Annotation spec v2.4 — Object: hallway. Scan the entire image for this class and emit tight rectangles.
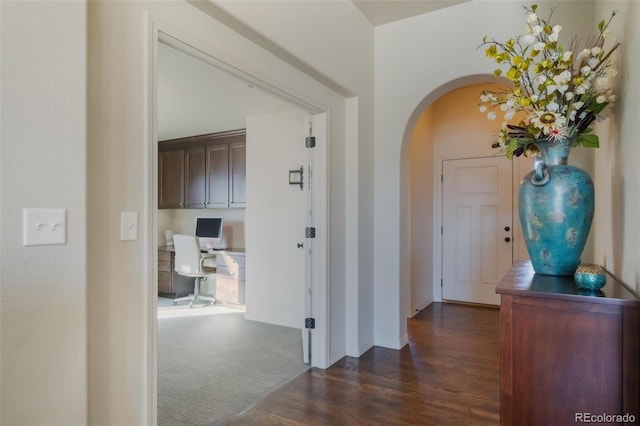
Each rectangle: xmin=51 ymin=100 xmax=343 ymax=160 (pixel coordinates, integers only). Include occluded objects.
xmin=229 ymin=302 xmax=500 ymax=425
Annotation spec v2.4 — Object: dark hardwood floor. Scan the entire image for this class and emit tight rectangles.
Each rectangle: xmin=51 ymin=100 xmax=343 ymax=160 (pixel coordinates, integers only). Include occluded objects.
xmin=229 ymin=302 xmax=500 ymax=425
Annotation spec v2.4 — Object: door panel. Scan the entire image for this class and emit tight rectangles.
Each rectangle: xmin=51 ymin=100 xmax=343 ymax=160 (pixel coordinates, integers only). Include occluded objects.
xmin=205 ymin=144 xmax=229 ymax=208
xmin=442 ymin=156 xmax=513 ymax=305
xmin=185 ymin=147 xmax=206 ymax=208
xmin=245 ymin=110 xmax=308 ymax=330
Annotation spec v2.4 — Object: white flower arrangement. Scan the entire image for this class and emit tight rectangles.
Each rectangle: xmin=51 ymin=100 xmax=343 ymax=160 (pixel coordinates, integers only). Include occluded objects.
xmin=479 ymin=4 xmax=619 ymax=158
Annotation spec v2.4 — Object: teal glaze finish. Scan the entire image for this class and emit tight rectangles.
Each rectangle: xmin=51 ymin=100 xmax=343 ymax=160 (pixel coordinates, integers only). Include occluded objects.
xmin=519 ymin=139 xmax=594 ymax=276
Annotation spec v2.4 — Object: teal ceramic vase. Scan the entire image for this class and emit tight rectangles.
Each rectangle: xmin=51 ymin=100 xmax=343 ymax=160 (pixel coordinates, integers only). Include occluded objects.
xmin=519 ymin=138 xmax=594 ymax=276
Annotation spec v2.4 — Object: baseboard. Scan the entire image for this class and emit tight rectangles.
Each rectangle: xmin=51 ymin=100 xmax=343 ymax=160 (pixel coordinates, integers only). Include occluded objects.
xmin=345 ymin=339 xmax=374 ymax=358
xmin=374 ymin=335 xmax=409 ymax=351
xmin=409 ymin=300 xmax=433 ymax=317
xmin=243 ymin=312 xmax=298 ymax=330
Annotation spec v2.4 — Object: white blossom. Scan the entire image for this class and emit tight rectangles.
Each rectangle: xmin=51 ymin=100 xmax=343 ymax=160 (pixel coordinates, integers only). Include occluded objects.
xmin=577 ymin=48 xmax=591 ymax=60
xmin=596 ymin=95 xmax=607 ymax=104
xmin=522 ymin=34 xmax=536 ymax=46
xmin=596 ymin=77 xmax=610 ymax=89
xmin=548 ymin=26 xmax=561 ymax=42
xmin=547 ymin=102 xmax=560 ymax=112
xmin=479 ymin=105 xmax=487 ymax=112
xmin=527 ymin=13 xmax=538 ymax=23
xmin=533 ymin=42 xmax=546 ymax=51
xmin=581 ymin=66 xmax=591 ymax=76
xmin=591 ymin=46 xmax=602 ymax=55
xmin=565 ymin=92 xmax=574 ymax=101
xmin=487 ymin=112 xmax=497 ymax=121
xmin=588 ymin=57 xmax=599 ymax=68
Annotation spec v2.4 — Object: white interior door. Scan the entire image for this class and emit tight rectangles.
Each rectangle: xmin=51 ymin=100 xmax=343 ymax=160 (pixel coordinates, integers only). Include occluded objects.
xmin=442 ymin=156 xmax=513 ymax=305
xmin=245 ymin=109 xmax=311 ymax=348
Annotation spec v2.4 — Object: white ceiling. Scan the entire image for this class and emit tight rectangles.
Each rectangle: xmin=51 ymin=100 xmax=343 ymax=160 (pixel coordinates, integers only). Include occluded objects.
xmin=158 ymin=42 xmax=294 ymax=141
xmin=352 ymin=0 xmax=470 ymax=26
xmin=158 ymin=1 xmax=471 ymax=140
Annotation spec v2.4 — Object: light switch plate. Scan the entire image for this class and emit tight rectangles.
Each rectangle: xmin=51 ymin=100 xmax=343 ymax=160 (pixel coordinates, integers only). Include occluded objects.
xmin=23 ymin=208 xmax=66 ymax=246
xmin=120 ymin=212 xmax=138 ymax=241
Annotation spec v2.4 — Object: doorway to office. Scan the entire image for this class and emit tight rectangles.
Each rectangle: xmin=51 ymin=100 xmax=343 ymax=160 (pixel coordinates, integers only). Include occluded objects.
xmin=150 ymin=27 xmax=329 ymax=425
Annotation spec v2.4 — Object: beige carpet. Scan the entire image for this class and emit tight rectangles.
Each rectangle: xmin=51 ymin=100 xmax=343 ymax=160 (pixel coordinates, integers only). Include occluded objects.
xmin=157 ymin=298 xmax=308 ymax=425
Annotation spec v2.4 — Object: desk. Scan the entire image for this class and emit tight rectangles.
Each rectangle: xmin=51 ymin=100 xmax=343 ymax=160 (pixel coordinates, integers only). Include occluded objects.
xmin=496 ymin=261 xmax=639 ymax=425
xmin=158 ymin=246 xmax=246 ymax=304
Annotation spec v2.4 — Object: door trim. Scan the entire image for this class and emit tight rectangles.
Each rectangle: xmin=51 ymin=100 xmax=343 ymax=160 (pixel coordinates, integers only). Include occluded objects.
xmin=145 ymin=15 xmax=331 ymax=424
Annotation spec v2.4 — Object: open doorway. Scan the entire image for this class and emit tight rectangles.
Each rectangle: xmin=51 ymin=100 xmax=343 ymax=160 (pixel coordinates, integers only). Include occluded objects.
xmin=404 ymin=82 xmax=532 ymax=314
xmin=152 ymin=32 xmax=327 ymax=424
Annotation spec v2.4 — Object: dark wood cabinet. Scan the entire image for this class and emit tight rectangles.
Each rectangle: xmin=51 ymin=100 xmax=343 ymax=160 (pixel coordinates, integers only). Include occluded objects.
xmin=158 ymin=248 xmax=199 ymax=297
xmin=206 ymin=144 xmax=229 ymax=208
xmin=229 ymin=141 xmax=246 ymax=208
xmin=158 ymin=249 xmax=173 ymax=294
xmin=496 ymin=261 xmax=639 ymax=426
xmin=158 ymin=130 xmax=245 ymax=209
xmin=158 ymin=150 xmax=185 ymax=209
xmin=185 ymin=147 xmax=206 ymax=208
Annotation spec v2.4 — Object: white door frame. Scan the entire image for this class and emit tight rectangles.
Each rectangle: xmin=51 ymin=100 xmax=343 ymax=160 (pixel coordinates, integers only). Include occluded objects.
xmin=145 ymin=16 xmax=331 ymax=424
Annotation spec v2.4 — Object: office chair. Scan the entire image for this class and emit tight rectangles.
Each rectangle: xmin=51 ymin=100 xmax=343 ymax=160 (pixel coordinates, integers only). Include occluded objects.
xmin=172 ymin=234 xmax=216 ymax=307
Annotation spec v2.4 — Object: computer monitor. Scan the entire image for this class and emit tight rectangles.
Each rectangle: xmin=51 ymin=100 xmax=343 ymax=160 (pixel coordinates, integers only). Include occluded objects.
xmin=194 ymin=217 xmax=223 ymax=251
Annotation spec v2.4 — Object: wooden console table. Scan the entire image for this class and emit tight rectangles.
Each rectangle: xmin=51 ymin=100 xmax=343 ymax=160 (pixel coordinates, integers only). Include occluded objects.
xmin=496 ymin=261 xmax=639 ymax=425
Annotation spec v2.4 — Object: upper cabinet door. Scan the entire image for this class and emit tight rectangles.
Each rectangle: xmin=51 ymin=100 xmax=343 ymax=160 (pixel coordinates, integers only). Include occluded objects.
xmin=158 ymin=150 xmax=185 ymax=209
xmin=229 ymin=141 xmax=246 ymax=208
xmin=206 ymin=144 xmax=229 ymax=208
xmin=185 ymin=147 xmax=206 ymax=208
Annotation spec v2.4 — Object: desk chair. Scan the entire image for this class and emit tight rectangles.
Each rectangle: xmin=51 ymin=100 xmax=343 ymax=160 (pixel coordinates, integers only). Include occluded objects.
xmin=172 ymin=234 xmax=216 ymax=307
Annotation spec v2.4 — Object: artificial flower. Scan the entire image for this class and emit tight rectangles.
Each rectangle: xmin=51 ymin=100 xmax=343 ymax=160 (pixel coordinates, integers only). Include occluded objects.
xmin=479 ymin=4 xmax=619 ymax=158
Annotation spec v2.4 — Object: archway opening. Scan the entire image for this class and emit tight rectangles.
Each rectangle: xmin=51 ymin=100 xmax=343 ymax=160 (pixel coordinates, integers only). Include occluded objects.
xmin=399 ymin=75 xmax=530 ymax=316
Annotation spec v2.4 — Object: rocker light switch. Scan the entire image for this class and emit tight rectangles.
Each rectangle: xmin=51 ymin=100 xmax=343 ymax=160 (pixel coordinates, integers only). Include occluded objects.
xmin=120 ymin=212 xmax=138 ymax=241
xmin=23 ymin=208 xmax=66 ymax=246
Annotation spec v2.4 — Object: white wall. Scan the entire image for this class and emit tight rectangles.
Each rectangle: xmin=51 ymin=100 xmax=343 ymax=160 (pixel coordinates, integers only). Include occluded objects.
xmin=0 ymin=1 xmax=87 ymax=424
xmin=374 ymin=1 xmax=595 ymax=349
xmin=408 ymin=108 xmax=435 ymax=314
xmin=593 ymin=0 xmax=640 ymax=295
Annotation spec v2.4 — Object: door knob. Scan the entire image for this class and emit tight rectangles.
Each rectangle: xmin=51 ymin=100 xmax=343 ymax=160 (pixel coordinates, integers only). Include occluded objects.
xmin=297 ymin=242 xmax=304 ymax=248
xmin=504 ymin=226 xmax=510 ymax=232
xmin=505 ymin=237 xmax=511 ymax=242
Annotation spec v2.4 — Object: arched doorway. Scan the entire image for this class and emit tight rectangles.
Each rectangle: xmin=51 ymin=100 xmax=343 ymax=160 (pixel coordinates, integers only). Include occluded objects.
xmin=400 ymin=77 xmax=532 ymax=315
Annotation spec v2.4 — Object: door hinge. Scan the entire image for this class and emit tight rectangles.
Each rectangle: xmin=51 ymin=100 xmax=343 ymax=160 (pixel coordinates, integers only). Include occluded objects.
xmin=441 ymin=226 xmax=443 ymax=235
xmin=441 ymin=278 xmax=443 ymax=287
xmin=305 ymin=136 xmax=316 ymax=148
xmin=305 ymin=227 xmax=316 ymax=238
xmin=441 ymin=174 xmax=443 ymax=183
xmin=305 ymin=317 xmax=316 ymax=329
